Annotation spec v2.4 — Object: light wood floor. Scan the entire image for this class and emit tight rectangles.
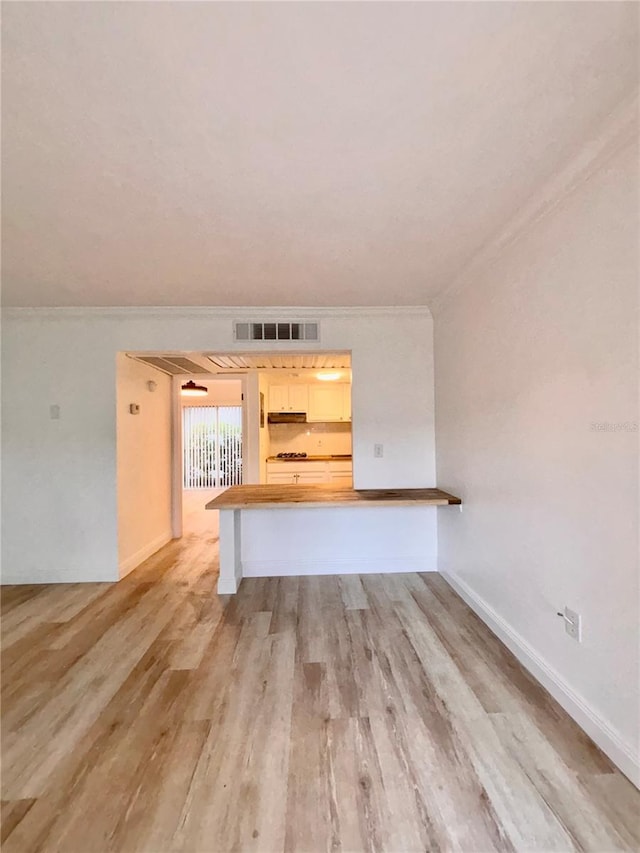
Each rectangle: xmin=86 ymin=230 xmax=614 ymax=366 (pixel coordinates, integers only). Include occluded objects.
xmin=2 ymin=498 xmax=639 ymax=852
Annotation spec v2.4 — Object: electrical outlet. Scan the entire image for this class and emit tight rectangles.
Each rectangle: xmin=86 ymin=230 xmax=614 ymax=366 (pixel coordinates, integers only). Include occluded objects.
xmin=49 ymin=404 xmax=60 ymax=420
xmin=374 ymin=443 xmax=384 ymax=458
xmin=563 ymin=607 xmax=582 ymax=642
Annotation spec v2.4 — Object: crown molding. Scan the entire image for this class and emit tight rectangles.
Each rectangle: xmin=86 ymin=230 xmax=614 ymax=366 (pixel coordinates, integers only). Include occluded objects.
xmin=0 ymin=305 xmax=432 ymax=321
xmin=430 ymin=93 xmax=638 ymax=316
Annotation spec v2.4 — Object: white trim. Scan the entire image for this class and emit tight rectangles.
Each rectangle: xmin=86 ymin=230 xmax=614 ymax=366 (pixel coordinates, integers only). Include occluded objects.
xmin=431 ymin=96 xmax=638 ymax=316
xmin=118 ymin=529 xmax=173 ymax=578
xmin=441 ymin=570 xmax=640 ymax=788
xmin=170 ymin=377 xmax=183 ymax=539
xmin=217 ymin=576 xmax=241 ymax=595
xmin=1 ymin=305 xmax=433 ymax=320
xmin=0 ymin=571 xmax=117 ymax=585
xmin=242 ymin=556 xmax=436 ymax=578
xmin=218 ymin=509 xmax=243 ymax=594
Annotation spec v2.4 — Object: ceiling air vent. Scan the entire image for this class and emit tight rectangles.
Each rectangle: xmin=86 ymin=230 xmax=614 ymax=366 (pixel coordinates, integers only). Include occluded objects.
xmin=233 ymin=320 xmax=319 ymax=343
xmin=133 ymin=355 xmax=212 ymax=375
xmin=163 ymin=356 xmax=211 ymax=374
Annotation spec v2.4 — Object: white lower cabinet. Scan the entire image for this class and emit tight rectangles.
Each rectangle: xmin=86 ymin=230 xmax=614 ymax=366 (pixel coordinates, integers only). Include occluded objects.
xmin=267 ymin=472 xmax=298 ymax=485
xmin=266 ymin=460 xmax=352 ymax=484
xmin=328 ymin=473 xmax=353 ymax=484
xmin=327 ymin=461 xmax=353 ymax=484
xmin=294 ymin=471 xmax=327 ymax=484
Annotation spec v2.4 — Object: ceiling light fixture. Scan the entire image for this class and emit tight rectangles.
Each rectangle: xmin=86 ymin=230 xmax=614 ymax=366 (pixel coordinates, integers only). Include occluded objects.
xmin=181 ymin=380 xmax=208 ymax=397
xmin=317 ymin=372 xmax=341 ymax=381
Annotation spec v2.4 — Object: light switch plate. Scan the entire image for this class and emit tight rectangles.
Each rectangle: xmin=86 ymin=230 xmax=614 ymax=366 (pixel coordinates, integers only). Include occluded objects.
xmin=564 ymin=607 xmax=582 ymax=642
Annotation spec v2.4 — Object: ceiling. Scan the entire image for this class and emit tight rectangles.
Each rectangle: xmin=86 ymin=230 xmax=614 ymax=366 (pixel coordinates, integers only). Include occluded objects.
xmin=207 ymin=353 xmax=351 ymax=371
xmin=130 ymin=351 xmax=351 ymax=376
xmin=2 ymin=2 xmax=637 ymax=308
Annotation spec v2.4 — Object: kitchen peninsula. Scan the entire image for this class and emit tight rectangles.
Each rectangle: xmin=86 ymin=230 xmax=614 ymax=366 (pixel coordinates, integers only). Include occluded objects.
xmin=207 ymin=484 xmax=461 ymax=593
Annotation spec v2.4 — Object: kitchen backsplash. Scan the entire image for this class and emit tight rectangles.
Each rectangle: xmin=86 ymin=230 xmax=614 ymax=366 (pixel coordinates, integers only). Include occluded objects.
xmin=268 ymin=422 xmax=352 ymax=456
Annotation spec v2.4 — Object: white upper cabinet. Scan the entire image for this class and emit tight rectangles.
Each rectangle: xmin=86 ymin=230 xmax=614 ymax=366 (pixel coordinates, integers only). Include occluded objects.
xmin=289 ymin=384 xmax=309 ymax=412
xmin=269 ymin=384 xmax=309 ymax=412
xmin=307 ymin=384 xmax=350 ymax=422
xmin=269 ymin=381 xmax=350 ymax=421
xmin=268 ymin=385 xmax=288 ymax=412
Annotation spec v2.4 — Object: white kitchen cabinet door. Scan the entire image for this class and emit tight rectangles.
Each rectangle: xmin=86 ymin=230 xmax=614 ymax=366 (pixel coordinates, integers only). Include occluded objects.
xmin=266 ymin=471 xmax=297 ymax=484
xmin=328 ymin=461 xmax=352 ymax=485
xmin=328 ymin=473 xmax=353 ymax=485
xmin=268 ymin=384 xmax=309 ymax=412
xmin=269 ymin=385 xmax=289 ymax=413
xmin=288 ymin=384 xmax=309 ymax=412
xmin=307 ymin=384 xmax=344 ymax=422
xmin=295 ymin=471 xmax=328 ymax=484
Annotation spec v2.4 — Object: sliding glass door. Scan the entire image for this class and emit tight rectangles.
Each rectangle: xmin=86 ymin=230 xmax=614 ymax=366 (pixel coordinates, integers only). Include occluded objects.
xmin=182 ymin=406 xmax=243 ymax=488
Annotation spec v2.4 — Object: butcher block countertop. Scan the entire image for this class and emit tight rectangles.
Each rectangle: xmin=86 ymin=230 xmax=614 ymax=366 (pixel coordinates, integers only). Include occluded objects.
xmin=206 ymin=484 xmax=462 ymax=510
xmin=266 ymin=455 xmax=352 ymax=462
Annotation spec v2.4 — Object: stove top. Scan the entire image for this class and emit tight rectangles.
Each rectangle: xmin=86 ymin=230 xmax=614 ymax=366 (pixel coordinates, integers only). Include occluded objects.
xmin=276 ymin=452 xmax=308 ymax=459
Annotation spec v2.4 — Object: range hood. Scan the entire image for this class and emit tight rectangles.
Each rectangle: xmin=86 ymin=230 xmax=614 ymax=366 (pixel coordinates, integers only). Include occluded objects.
xmin=268 ymin=411 xmax=307 ymax=424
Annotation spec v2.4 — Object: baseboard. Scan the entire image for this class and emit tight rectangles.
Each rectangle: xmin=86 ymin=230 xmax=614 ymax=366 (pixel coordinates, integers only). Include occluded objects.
xmin=242 ymin=556 xmax=436 ymax=578
xmin=119 ymin=530 xmax=173 ymax=578
xmin=0 ymin=570 xmax=117 ymax=585
xmin=441 ymin=571 xmax=640 ymax=788
xmin=217 ymin=576 xmax=240 ymax=594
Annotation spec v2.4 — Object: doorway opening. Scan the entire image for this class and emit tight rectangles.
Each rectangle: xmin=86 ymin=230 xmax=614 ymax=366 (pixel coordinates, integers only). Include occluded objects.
xmin=178 ymin=377 xmax=244 ymax=540
xmin=116 ymin=349 xmax=352 ymax=578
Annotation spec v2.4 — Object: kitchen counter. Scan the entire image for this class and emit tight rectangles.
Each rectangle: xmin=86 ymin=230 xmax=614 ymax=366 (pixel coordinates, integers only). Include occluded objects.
xmin=207 ymin=484 xmax=460 ymax=510
xmin=266 ymin=455 xmax=352 ymax=462
xmin=208 ymin=484 xmax=461 ymax=594
xmin=207 ymin=484 xmax=462 ymax=594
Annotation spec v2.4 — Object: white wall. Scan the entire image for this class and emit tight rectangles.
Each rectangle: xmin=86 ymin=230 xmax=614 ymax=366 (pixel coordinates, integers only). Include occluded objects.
xmin=268 ymin=422 xmax=352 ymax=457
xmin=434 ymin=141 xmax=639 ymax=782
xmin=241 ymin=505 xmax=436 ymax=577
xmin=244 ymin=372 xmax=260 ymax=485
xmin=180 ymin=378 xmax=242 ymax=408
xmin=116 ymin=354 xmax=173 ymax=576
xmin=258 ymin=373 xmax=270 ymax=483
xmin=1 ymin=308 xmax=436 ymax=583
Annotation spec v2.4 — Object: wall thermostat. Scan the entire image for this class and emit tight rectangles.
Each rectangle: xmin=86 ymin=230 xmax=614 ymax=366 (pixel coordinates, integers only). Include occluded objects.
xmin=129 ymin=404 xmax=140 ymax=415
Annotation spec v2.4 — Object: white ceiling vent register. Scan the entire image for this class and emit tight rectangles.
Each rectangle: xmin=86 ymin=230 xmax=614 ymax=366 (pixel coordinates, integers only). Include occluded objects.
xmin=233 ymin=320 xmax=319 ymax=343
xmin=131 ymin=355 xmax=212 ymax=376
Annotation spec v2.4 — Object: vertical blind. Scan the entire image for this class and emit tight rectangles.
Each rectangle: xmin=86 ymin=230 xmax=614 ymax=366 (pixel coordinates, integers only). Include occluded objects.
xmin=182 ymin=406 xmax=243 ymax=489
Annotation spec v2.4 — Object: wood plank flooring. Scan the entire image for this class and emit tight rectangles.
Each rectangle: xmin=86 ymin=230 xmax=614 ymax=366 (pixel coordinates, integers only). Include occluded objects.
xmin=2 ymin=501 xmax=639 ymax=851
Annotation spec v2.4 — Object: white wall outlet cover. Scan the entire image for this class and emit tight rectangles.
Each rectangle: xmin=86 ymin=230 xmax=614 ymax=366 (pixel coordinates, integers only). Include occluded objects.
xmin=49 ymin=404 xmax=60 ymax=420
xmin=129 ymin=403 xmax=140 ymax=415
xmin=147 ymin=380 xmax=157 ymax=392
xmin=374 ymin=443 xmax=384 ymax=458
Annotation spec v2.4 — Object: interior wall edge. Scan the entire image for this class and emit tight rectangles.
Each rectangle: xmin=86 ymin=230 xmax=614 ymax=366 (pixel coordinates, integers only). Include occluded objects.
xmin=442 ymin=569 xmax=640 ymax=788
xmin=430 ymin=93 xmax=638 ymax=317
xmin=118 ymin=529 xmax=173 ymax=579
